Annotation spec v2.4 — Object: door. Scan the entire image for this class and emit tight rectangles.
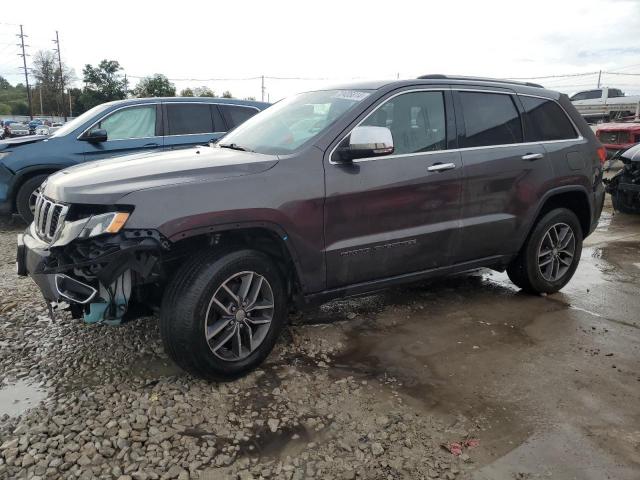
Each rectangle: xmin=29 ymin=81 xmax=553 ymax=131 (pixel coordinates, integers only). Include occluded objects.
xmin=83 ymin=104 xmax=162 ymax=161
xmin=324 ymin=89 xmax=463 ymax=288
xmin=163 ymin=103 xmax=226 ymax=150
xmin=452 ymin=90 xmax=552 ymax=262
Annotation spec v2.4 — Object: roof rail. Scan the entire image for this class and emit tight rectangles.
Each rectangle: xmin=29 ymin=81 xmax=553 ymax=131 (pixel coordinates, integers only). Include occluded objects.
xmin=417 ymin=74 xmax=544 ymax=89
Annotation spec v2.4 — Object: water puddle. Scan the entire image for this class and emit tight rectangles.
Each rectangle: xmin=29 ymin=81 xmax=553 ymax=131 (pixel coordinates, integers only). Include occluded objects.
xmin=0 ymin=379 xmax=47 ymax=417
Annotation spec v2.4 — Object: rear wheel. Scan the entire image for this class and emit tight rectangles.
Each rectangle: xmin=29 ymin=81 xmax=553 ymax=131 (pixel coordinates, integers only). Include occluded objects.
xmin=160 ymin=249 xmax=287 ymax=380
xmin=16 ymin=174 xmax=49 ymax=224
xmin=507 ymin=208 xmax=583 ymax=294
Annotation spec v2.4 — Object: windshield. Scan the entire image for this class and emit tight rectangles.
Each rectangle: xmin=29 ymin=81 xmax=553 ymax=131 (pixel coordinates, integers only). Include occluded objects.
xmin=51 ymin=103 xmax=111 ymax=138
xmin=218 ymin=89 xmax=372 ymax=155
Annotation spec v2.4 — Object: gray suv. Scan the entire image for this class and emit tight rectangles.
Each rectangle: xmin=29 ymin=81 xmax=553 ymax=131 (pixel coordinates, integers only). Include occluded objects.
xmin=17 ymin=75 xmax=606 ymax=379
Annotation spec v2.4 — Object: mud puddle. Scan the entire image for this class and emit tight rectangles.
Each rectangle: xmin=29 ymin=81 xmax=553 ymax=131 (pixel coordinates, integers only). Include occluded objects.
xmin=0 ymin=379 xmax=47 ymax=417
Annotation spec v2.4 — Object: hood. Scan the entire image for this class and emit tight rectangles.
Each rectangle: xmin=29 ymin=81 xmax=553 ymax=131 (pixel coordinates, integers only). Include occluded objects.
xmin=42 ymin=146 xmax=279 ymax=205
xmin=0 ymin=135 xmax=48 ymax=150
xmin=620 ymin=143 xmax=640 ymax=162
xmin=597 ymin=123 xmax=640 ymax=132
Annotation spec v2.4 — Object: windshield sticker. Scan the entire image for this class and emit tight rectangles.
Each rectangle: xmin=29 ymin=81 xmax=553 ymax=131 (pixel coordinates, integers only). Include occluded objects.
xmin=332 ymin=91 xmax=370 ymax=101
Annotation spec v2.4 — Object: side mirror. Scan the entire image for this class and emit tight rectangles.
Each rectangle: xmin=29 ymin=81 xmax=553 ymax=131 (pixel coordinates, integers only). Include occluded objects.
xmin=335 ymin=126 xmax=394 ymax=162
xmin=82 ymin=129 xmax=108 ymax=143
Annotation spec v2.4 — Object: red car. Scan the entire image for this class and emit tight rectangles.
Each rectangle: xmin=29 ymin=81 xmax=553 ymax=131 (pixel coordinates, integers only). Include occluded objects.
xmin=596 ymin=123 xmax=640 ymax=158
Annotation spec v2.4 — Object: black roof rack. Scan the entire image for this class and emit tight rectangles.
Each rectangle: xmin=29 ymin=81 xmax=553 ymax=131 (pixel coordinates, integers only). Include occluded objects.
xmin=417 ymin=74 xmax=544 ymax=89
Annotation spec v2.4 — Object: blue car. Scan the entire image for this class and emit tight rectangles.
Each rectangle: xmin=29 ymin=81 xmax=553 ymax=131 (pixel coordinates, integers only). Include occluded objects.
xmin=0 ymin=97 xmax=269 ymax=222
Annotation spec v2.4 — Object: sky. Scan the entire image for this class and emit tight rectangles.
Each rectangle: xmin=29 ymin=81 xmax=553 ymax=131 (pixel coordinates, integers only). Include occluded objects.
xmin=1 ymin=0 xmax=640 ymax=102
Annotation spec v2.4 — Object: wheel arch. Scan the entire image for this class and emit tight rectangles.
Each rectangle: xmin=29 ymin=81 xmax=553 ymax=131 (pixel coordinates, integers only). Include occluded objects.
xmin=9 ymin=165 xmax=66 ymax=211
xmin=167 ymin=223 xmax=305 ymax=301
xmin=529 ymin=187 xmax=592 ymax=240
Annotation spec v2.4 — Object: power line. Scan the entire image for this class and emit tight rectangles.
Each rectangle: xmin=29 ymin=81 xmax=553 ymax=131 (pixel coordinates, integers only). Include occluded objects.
xmin=603 ymin=71 xmax=640 ymax=76
xmin=506 ymin=71 xmax=600 ymax=80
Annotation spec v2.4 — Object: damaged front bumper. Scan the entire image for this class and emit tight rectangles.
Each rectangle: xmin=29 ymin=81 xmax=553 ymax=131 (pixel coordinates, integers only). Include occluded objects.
xmin=17 ymin=223 xmax=167 ymax=322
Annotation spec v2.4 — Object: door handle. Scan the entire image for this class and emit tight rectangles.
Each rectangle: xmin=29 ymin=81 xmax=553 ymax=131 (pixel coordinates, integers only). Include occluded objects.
xmin=427 ymin=162 xmax=456 ymax=172
xmin=143 ymin=143 xmax=160 ymax=148
xmin=522 ymin=153 xmax=544 ymax=161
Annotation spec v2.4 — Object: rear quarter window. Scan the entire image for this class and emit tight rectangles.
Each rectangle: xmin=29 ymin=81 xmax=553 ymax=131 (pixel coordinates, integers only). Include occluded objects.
xmin=520 ymin=96 xmax=578 ymax=142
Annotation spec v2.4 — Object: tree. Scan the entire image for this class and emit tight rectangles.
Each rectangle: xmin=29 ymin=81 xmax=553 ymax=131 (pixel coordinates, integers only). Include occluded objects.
xmin=222 ymin=90 xmax=233 ymax=98
xmin=133 ymin=74 xmax=176 ymax=98
xmin=10 ymin=101 xmax=29 ymax=115
xmin=0 ymin=77 xmax=29 ymax=116
xmin=193 ymin=86 xmax=215 ymax=97
xmin=76 ymin=60 xmax=128 ymax=113
xmin=31 ymin=50 xmax=75 ymax=116
xmin=180 ymin=87 xmax=194 ymax=97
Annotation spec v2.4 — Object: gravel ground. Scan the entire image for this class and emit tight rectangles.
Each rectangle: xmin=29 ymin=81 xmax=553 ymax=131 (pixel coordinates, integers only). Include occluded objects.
xmin=0 ymin=217 xmax=471 ymax=480
xmin=1 ymin=202 xmax=639 ymax=480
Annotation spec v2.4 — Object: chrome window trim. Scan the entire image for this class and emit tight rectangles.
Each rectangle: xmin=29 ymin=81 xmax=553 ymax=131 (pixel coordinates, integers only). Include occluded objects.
xmin=164 ymin=131 xmax=227 ymax=138
xmin=163 ymin=100 xmax=260 ymax=111
xmin=329 ymin=87 xmax=584 ymax=165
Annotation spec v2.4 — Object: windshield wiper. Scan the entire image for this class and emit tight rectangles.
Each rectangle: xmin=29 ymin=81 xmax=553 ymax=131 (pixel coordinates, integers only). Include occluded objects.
xmin=218 ymin=142 xmax=253 ymax=152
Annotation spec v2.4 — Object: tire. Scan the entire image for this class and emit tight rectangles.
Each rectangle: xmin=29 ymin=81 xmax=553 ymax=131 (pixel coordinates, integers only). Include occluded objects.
xmin=611 ymin=190 xmax=639 ymax=214
xmin=507 ymin=208 xmax=583 ymax=294
xmin=160 ymin=249 xmax=287 ymax=380
xmin=16 ymin=174 xmax=49 ymax=224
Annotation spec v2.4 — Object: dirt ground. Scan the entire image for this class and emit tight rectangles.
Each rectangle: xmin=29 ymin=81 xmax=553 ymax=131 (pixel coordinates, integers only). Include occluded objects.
xmin=0 ymin=200 xmax=639 ymax=480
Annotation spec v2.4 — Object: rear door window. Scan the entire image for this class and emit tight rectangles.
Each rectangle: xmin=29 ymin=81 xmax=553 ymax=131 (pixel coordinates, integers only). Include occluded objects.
xmin=458 ymin=92 xmax=523 ymax=148
xmin=520 ymin=96 xmax=578 ymax=141
xmin=220 ymin=105 xmax=259 ymax=128
xmin=166 ymin=103 xmax=214 ymax=135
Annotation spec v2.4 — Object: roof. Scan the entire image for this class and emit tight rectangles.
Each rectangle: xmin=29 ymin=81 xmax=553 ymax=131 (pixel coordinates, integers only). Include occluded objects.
xmin=100 ymin=97 xmax=271 ymax=109
xmin=322 ymin=75 xmax=559 ymax=98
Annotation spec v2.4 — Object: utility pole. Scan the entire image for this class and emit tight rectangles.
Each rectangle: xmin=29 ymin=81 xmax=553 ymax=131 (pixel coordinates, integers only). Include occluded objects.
xmin=69 ymin=92 xmax=73 ymax=118
xmin=261 ymin=75 xmax=265 ymax=102
xmin=17 ymin=25 xmax=33 ymax=120
xmin=39 ymin=86 xmax=43 ymax=115
xmin=597 ymin=70 xmax=602 ymax=88
xmin=53 ymin=30 xmax=67 ymax=121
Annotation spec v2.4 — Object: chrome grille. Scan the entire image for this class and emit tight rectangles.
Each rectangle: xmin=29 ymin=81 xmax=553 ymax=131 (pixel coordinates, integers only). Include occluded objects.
xmin=598 ymin=131 xmax=629 ymax=145
xmin=33 ymin=193 xmax=68 ymax=242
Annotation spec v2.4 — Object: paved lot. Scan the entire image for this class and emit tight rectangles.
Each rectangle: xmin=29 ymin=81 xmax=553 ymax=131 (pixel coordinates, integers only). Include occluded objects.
xmin=0 ymin=200 xmax=639 ymax=479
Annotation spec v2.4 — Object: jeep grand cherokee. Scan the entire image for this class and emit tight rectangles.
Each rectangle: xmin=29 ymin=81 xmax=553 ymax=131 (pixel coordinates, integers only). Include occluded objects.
xmin=17 ymin=75 xmax=606 ymax=379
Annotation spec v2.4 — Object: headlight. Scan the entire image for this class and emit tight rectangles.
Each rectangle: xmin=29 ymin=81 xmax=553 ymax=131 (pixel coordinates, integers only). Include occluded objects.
xmin=79 ymin=212 xmax=130 ymax=239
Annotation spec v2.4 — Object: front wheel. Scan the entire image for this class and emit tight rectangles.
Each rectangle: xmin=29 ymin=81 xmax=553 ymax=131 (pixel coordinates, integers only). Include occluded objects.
xmin=160 ymin=249 xmax=287 ymax=380
xmin=507 ymin=208 xmax=583 ymax=294
xmin=16 ymin=174 xmax=49 ymax=224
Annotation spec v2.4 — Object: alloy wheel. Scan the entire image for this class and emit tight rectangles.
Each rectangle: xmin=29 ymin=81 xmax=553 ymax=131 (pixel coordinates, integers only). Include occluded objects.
xmin=204 ymin=271 xmax=275 ymax=361
xmin=537 ymin=222 xmax=576 ymax=282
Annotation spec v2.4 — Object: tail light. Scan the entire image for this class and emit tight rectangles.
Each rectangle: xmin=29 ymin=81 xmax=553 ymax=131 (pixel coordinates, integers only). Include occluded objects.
xmin=597 ymin=146 xmax=606 ymax=165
